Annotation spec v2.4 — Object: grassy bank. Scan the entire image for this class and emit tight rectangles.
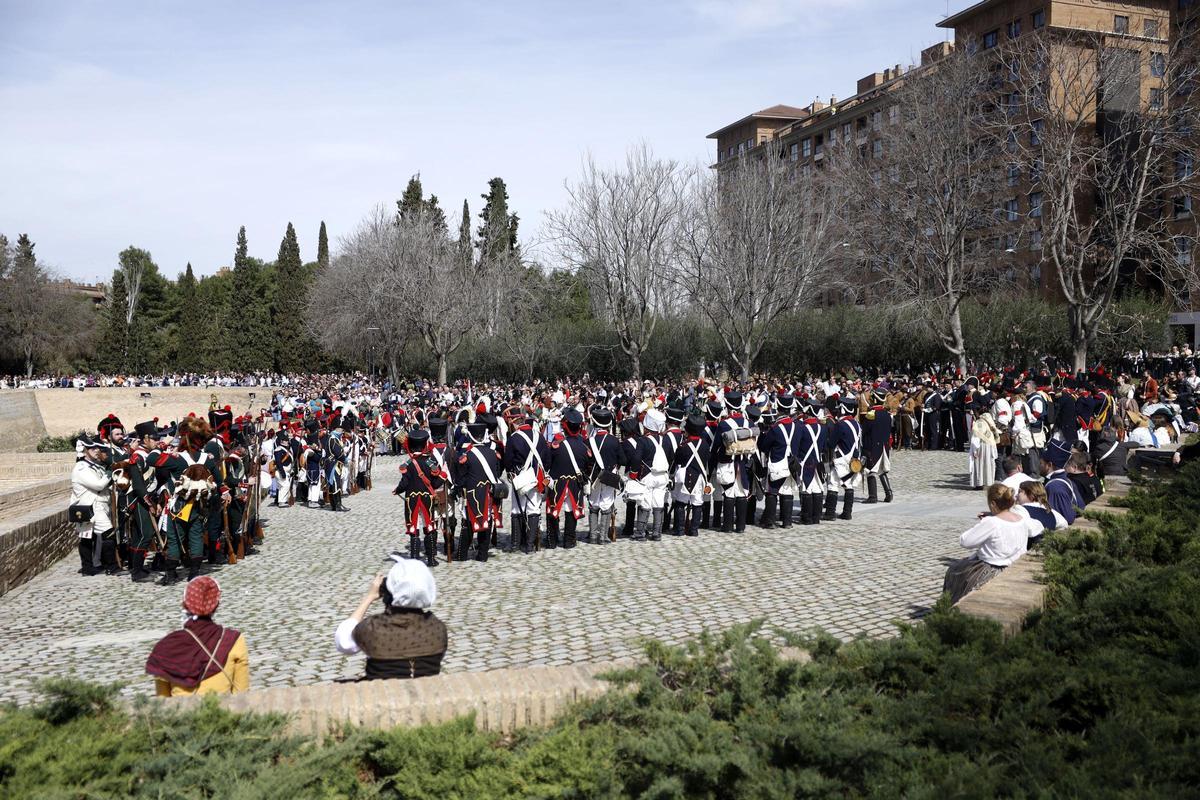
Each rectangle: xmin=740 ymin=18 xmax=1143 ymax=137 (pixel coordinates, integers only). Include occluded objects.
xmin=4 ymin=465 xmax=1199 ymax=798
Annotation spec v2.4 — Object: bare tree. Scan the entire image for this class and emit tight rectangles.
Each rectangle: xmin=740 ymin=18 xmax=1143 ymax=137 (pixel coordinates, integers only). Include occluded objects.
xmin=117 ymin=246 xmax=152 ymax=326
xmin=546 ymin=144 xmax=685 ymax=380
xmin=679 ymin=155 xmax=847 ymax=380
xmin=1006 ymin=29 xmax=1199 ymax=370
xmin=833 ymin=47 xmax=1006 ymax=373
xmin=309 ymin=204 xmax=478 ymax=385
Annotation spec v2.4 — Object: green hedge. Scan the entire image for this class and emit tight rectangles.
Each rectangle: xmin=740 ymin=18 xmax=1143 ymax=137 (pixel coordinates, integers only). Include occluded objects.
xmin=4 ymin=465 xmax=1199 ymax=798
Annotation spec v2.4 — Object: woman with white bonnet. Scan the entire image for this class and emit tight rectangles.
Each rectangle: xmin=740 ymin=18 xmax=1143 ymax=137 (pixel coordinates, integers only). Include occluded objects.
xmin=335 ymin=555 xmax=447 ymax=680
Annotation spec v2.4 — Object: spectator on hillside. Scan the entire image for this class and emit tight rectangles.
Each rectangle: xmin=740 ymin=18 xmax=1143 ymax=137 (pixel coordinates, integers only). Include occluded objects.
xmin=335 ymin=556 xmax=447 ymax=680
xmin=943 ymin=484 xmax=1036 ymax=603
xmin=146 ymin=577 xmax=250 ymax=696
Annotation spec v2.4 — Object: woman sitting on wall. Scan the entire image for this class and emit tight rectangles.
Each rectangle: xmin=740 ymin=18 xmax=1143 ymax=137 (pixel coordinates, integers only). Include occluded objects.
xmin=943 ymin=484 xmax=1039 ymax=603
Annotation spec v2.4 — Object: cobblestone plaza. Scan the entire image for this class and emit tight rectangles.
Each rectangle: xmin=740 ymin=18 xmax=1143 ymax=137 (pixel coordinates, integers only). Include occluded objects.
xmin=0 ymin=451 xmax=974 ymax=705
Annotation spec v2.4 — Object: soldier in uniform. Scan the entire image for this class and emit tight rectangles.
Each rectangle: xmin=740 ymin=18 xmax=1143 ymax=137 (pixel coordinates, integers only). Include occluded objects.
xmin=451 ymin=420 xmax=503 ymax=561
xmin=503 ymin=405 xmax=549 ymax=553
xmin=324 ymin=427 xmax=349 ymax=512
xmin=921 ymin=380 xmax=943 ymax=450
xmin=862 ymin=391 xmax=894 ymax=505
xmin=1024 ymin=376 xmax=1052 ymax=474
xmin=617 ymin=416 xmax=642 ymax=539
xmin=394 ymin=428 xmax=446 ymax=567
xmin=545 ymin=408 xmax=591 ymax=549
xmin=585 ymin=405 xmax=623 ymax=545
xmin=760 ymin=394 xmax=799 ymax=529
xmin=97 ymin=414 xmax=130 ymax=573
xmin=830 ymin=398 xmax=864 ymax=520
xmin=428 ymin=416 xmax=456 ymax=553
xmin=794 ymin=398 xmax=828 ymax=525
xmin=70 ymin=434 xmax=114 ymax=576
xmin=713 ymin=391 xmax=754 ymax=533
xmin=123 ymin=420 xmax=164 ymax=582
xmin=271 ymin=430 xmax=294 ymax=507
xmin=670 ymin=412 xmax=711 ymax=536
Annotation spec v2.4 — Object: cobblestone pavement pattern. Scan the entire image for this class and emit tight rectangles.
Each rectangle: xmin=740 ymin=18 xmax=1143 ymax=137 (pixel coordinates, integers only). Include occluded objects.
xmin=0 ymin=451 xmax=975 ymax=705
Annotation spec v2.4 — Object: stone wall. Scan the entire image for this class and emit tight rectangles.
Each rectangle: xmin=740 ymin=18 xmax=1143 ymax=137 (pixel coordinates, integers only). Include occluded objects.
xmin=0 ymin=390 xmax=49 ymax=452
xmin=169 ymin=660 xmax=633 ymax=737
xmin=0 ymin=503 xmax=75 ymax=597
xmin=32 ymin=387 xmax=263 ymax=439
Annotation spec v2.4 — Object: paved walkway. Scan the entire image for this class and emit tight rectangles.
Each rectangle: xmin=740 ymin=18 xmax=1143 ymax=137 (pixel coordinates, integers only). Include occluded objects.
xmin=0 ymin=450 xmax=976 ymax=705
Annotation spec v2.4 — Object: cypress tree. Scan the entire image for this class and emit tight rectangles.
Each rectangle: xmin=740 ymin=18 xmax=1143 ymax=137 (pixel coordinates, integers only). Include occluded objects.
xmin=477 ymin=178 xmax=519 ymax=261
xmin=426 ymin=195 xmax=448 ymax=233
xmin=272 ymin=223 xmax=309 ymax=372
xmin=317 ymin=221 xmax=329 ymax=270
xmin=97 ymin=271 xmax=129 ymax=372
xmin=176 ymin=263 xmax=204 ymax=372
xmin=457 ymin=200 xmax=473 ymax=269
xmin=227 ymin=226 xmax=274 ymax=371
xmin=397 ymin=176 xmax=424 ymax=221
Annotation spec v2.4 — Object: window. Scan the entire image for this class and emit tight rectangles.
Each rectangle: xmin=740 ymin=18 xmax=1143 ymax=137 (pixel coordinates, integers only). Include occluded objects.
xmin=746 ymin=139 xmax=754 ymax=152
xmin=1003 ymin=92 xmax=1020 ymax=114
xmin=889 ymin=165 xmax=900 ymax=183
xmin=828 ymin=127 xmax=838 ymax=145
xmin=843 ymin=122 xmax=852 ymax=140
xmin=1005 ymin=199 xmax=1020 ymax=221
xmin=872 ymin=139 xmax=883 ymax=158
xmin=789 ymin=142 xmax=799 ymax=161
xmin=814 ymin=135 xmax=824 ymax=156
xmin=1151 ymin=88 xmax=1164 ymax=110
xmin=1114 ymin=15 xmax=1129 ymax=34
xmin=1033 ymin=9 xmax=1045 ymax=29
xmin=1005 ymin=233 xmax=1019 ymax=252
xmin=1029 ymin=191 xmax=1043 ymax=217
xmin=889 ymin=105 xmax=899 ymax=124
xmin=1176 ymin=151 xmax=1193 ymax=179
xmin=737 ymin=142 xmax=746 ymax=156
xmin=983 ymin=29 xmax=999 ymax=49
xmin=1030 ymin=159 xmax=1043 ymax=182
xmin=872 ymin=111 xmax=882 ymax=130
xmin=1006 ymin=130 xmax=1018 ymax=153
xmin=1008 ymin=19 xmax=1021 ymax=39
xmin=801 ymin=138 xmax=812 ymax=157
xmin=1174 ymin=194 xmax=1192 ymax=217
xmin=1007 ymin=163 xmax=1021 ymax=186
xmin=1030 ymin=230 xmax=1043 ymax=251
xmin=1031 ymin=119 xmax=1044 ymax=146
xmin=1145 ymin=19 xmax=1160 ymax=38
xmin=1151 ymin=53 xmax=1166 ymax=77
xmin=1175 ymin=236 xmax=1192 ymax=266
xmin=857 ymin=116 xmax=868 ymax=132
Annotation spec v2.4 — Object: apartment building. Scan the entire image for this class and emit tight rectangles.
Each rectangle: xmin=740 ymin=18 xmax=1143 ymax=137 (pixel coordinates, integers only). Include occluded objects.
xmin=708 ymin=0 xmax=1175 ymax=297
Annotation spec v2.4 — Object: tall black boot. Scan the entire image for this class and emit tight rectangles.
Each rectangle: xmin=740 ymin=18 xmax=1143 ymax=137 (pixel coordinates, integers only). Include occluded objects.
xmin=545 ymin=515 xmax=560 ymax=549
xmin=130 ymin=551 xmax=153 ymax=583
xmin=880 ymin=474 xmax=894 ymax=503
xmin=424 ymin=532 xmax=439 ymax=566
xmin=810 ymin=493 xmax=821 ymax=526
xmin=78 ymin=539 xmax=98 ymax=576
xmin=701 ymin=502 xmax=711 ymax=530
xmin=822 ymin=491 xmax=839 ymax=521
xmin=721 ymin=498 xmax=735 ymax=533
xmin=475 ymin=526 xmax=491 ymax=562
xmin=455 ymin=520 xmax=472 ymax=561
xmin=623 ymin=501 xmax=636 ymax=538
xmin=186 ymin=560 xmax=201 ymax=581
xmin=157 ymin=558 xmax=179 ymax=585
xmin=563 ymin=515 xmax=577 ymax=549
xmin=759 ymin=494 xmax=778 ymax=528
xmin=409 ymin=534 xmax=421 ymax=560
xmin=734 ymin=497 xmax=748 ymax=532
xmin=672 ymin=504 xmax=687 ymax=535
xmin=779 ymin=496 xmax=794 ymax=528
xmin=526 ymin=515 xmax=541 ymax=553
xmin=839 ymin=490 xmax=855 ymax=520
xmin=746 ymin=497 xmax=757 ymax=527
xmin=800 ymin=494 xmax=815 ymax=525
xmin=864 ymin=476 xmax=879 ymax=504
xmin=686 ymin=505 xmax=701 ymax=536
xmin=507 ymin=515 xmax=522 ymax=553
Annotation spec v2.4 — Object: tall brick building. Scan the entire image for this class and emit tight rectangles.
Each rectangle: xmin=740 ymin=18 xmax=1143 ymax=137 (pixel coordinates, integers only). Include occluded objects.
xmin=709 ymin=0 xmax=1183 ymax=304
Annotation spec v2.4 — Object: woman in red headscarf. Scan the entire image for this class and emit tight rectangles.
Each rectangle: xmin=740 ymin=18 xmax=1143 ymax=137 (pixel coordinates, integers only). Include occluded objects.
xmin=146 ymin=576 xmax=249 ymax=696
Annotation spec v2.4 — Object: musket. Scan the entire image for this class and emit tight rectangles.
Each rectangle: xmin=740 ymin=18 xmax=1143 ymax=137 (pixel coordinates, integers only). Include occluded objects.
xmin=108 ymin=482 xmax=124 ymax=570
xmin=223 ymin=505 xmax=237 ymax=565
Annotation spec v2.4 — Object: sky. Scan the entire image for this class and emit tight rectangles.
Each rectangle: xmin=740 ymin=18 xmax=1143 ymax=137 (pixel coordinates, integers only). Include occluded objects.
xmin=0 ymin=0 xmax=956 ymax=283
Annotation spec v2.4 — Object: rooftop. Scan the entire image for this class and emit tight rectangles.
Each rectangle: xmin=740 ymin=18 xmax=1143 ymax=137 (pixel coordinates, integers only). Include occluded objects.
xmin=706 ymin=104 xmax=810 ymax=139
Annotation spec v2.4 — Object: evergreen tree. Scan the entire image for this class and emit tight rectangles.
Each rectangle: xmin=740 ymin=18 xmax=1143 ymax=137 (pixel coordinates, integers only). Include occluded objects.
xmin=272 ymin=222 xmax=310 ymax=372
xmin=397 ymin=176 xmax=424 ymax=221
xmin=426 ymin=195 xmax=448 ymax=233
xmin=227 ymin=226 xmax=274 ymax=371
xmin=477 ymin=177 xmax=519 ymax=261
xmin=317 ymin=221 xmax=329 ymax=270
xmin=176 ymin=263 xmax=204 ymax=372
xmin=456 ymin=200 xmax=473 ymax=269
xmin=97 ymin=271 xmax=129 ymax=372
